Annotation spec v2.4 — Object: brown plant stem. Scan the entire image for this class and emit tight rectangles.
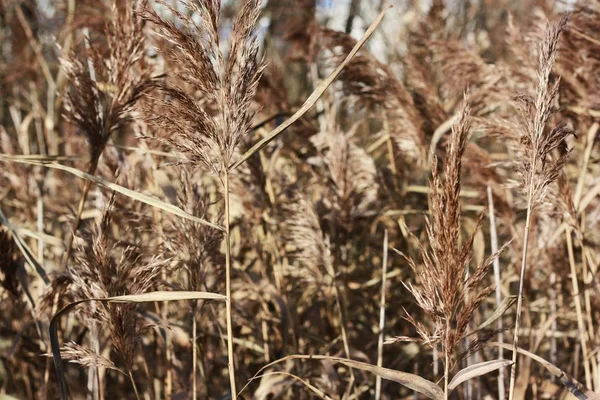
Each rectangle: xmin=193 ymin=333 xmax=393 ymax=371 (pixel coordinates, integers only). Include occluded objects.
xmin=508 ymin=180 xmax=534 ymax=400
xmin=333 ymin=282 xmax=356 ymax=397
xmin=89 ymin=320 xmax=100 ymax=400
xmin=62 ymin=153 xmax=100 ymax=267
xmin=444 ymin=350 xmax=450 ymax=400
xmin=329 ymin=222 xmax=357 ymax=398
xmin=487 ymin=186 xmax=505 ymax=399
xmin=66 ymin=152 xmax=101 ymax=400
xmin=549 ymin=272 xmax=558 ymax=380
xmin=565 ymin=227 xmax=592 ymax=387
xmin=128 ymin=368 xmax=140 ymax=400
xmin=383 ymin=113 xmax=397 ymax=176
xmin=192 ymin=304 xmax=197 ymax=400
xmin=43 ymin=291 xmax=61 ymax=400
xmin=223 ymin=169 xmax=237 ymax=400
xmin=374 ymin=229 xmax=388 ymax=400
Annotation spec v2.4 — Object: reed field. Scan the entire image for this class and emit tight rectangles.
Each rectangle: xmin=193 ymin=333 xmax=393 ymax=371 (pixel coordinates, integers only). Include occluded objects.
xmin=0 ymin=0 xmax=599 ymax=398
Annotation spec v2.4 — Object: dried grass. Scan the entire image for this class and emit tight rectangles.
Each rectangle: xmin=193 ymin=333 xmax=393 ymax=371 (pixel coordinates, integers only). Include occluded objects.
xmin=0 ymin=1 xmax=599 ymax=400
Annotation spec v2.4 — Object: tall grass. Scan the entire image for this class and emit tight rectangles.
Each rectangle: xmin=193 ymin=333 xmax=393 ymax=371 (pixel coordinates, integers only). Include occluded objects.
xmin=0 ymin=0 xmax=599 ymax=399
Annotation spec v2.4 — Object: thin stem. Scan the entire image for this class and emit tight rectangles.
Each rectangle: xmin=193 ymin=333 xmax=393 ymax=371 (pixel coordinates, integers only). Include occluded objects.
xmin=465 ymin=267 xmax=473 ymax=400
xmin=487 ymin=187 xmax=505 ymax=399
xmin=383 ymin=112 xmax=397 ymax=176
xmin=62 ymin=153 xmax=100 ymax=267
xmin=597 ymin=352 xmax=600 ymax=392
xmin=328 ymin=220 xmax=356 ymax=398
xmin=565 ymin=227 xmax=592 ymax=387
xmin=549 ymin=272 xmax=557 ymax=382
xmin=375 ymin=230 xmax=388 ymax=400
xmin=88 ymin=320 xmax=100 ymax=400
xmin=64 ymin=154 xmax=101 ymax=400
xmin=508 ymin=182 xmax=534 ymax=400
xmin=332 ymin=277 xmax=356 ymax=397
xmin=192 ymin=305 xmax=197 ymax=400
xmin=444 ymin=351 xmax=450 ymax=400
xmin=573 ymin=123 xmax=598 ymax=207
xmin=163 ymin=277 xmax=172 ymax=400
xmin=43 ymin=291 xmax=60 ymax=400
xmin=433 ymin=346 xmax=439 ymax=379
xmin=223 ymin=169 xmax=237 ymax=400
xmin=128 ymin=368 xmax=140 ymax=400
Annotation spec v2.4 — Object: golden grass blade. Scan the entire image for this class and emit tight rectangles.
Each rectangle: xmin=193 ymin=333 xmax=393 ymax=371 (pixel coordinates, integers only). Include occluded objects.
xmin=0 ymin=395 xmax=21 ymax=400
xmin=573 ymin=122 xmax=599 ymax=209
xmin=0 ymin=207 xmax=49 ymax=284
xmin=466 ymin=295 xmax=517 ymax=336
xmin=567 ymin=106 xmax=600 ymax=118
xmin=429 ymin=114 xmax=459 ymax=166
xmin=50 ymin=291 xmax=226 ymax=400
xmin=15 ymin=227 xmax=64 ymax=248
xmin=0 ymin=156 xmax=225 ymax=232
xmin=252 ymin=372 xmax=335 ymax=400
xmin=375 ymin=229 xmax=389 ymax=400
xmin=1 ymin=154 xmax=82 ymax=162
xmin=580 ymin=182 xmax=600 ymax=213
xmin=404 ymin=185 xmax=480 ymax=198
xmin=492 ymin=342 xmax=600 ymax=400
xmin=108 ymin=144 xmax=183 ymax=159
xmin=246 ymin=355 xmax=444 ymax=400
xmin=448 ymin=359 xmax=512 ymax=391
xmin=229 ymin=5 xmax=392 ymax=171
xmin=105 ymin=291 xmax=226 ymax=303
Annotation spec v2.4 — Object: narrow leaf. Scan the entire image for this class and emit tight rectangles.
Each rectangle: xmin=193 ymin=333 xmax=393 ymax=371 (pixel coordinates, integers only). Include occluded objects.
xmin=0 ymin=395 xmax=21 ymax=400
xmin=466 ymin=295 xmax=516 ymax=336
xmin=492 ymin=342 xmax=600 ymax=400
xmin=249 ymin=355 xmax=444 ymax=400
xmin=0 ymin=207 xmax=49 ymax=284
xmin=0 ymin=156 xmax=225 ymax=232
xmin=1 ymin=154 xmax=82 ymax=162
xmin=105 ymin=291 xmax=226 ymax=303
xmin=253 ymin=372 xmax=335 ymax=400
xmin=448 ymin=359 xmax=512 ymax=391
xmin=50 ymin=291 xmax=226 ymax=400
xmin=229 ymin=5 xmax=392 ymax=170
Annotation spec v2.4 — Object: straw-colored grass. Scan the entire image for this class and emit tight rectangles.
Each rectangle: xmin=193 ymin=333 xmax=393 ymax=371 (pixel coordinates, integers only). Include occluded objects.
xmin=0 ymin=1 xmax=599 ymax=399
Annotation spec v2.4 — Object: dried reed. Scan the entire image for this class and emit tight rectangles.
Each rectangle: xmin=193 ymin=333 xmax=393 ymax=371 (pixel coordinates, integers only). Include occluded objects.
xmin=508 ymin=14 xmax=573 ymax=400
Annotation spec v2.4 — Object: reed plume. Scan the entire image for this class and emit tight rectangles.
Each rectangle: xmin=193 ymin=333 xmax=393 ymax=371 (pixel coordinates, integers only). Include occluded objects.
xmin=68 ymin=195 xmax=164 ymax=398
xmin=310 ymin=124 xmax=379 ymax=226
xmin=141 ymin=1 xmax=264 ymax=398
xmin=508 ymin=14 xmax=573 ymax=400
xmin=2 ymin=1 xmax=599 ymax=398
xmin=142 ymin=0 xmax=263 ymax=173
xmin=61 ymin=0 xmax=154 ymax=267
xmin=318 ymin=28 xmax=424 ymax=164
xmin=400 ymin=99 xmax=502 ymax=399
xmin=169 ymin=168 xmax=223 ymax=398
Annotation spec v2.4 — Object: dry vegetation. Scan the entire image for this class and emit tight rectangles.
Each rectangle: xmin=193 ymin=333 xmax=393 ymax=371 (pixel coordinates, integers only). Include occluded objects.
xmin=1 ymin=0 xmax=600 ymax=399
